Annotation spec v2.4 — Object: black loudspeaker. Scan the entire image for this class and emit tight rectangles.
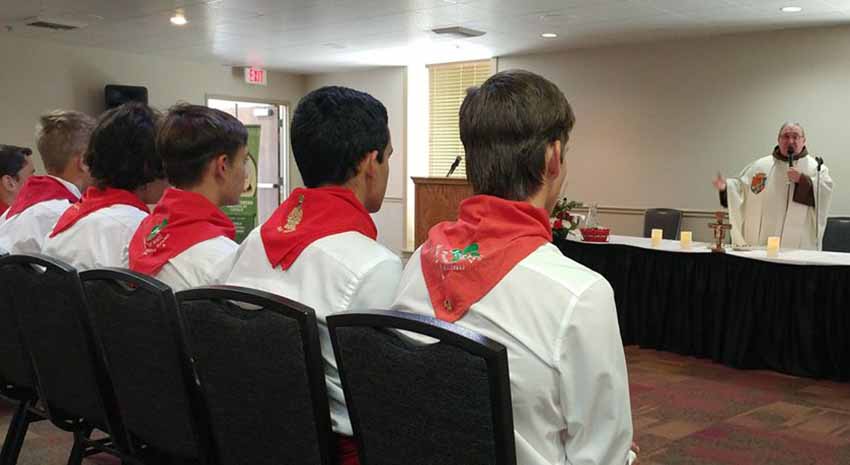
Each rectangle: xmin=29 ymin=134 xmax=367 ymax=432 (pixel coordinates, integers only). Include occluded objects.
xmin=104 ymin=85 xmax=149 ymax=109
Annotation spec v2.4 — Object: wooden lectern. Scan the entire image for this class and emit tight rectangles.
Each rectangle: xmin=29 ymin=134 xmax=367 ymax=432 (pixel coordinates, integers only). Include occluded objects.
xmin=412 ymin=177 xmax=473 ymax=248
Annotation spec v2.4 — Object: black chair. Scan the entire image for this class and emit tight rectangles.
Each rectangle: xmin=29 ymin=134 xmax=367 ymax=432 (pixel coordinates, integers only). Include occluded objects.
xmin=3 ymin=254 xmax=129 ymax=464
xmin=175 ymin=286 xmax=333 ymax=465
xmin=0 ymin=256 xmax=46 ymax=465
xmin=327 ymin=310 xmax=516 ymax=465
xmin=80 ymin=268 xmax=212 ymax=465
xmin=822 ymin=217 xmax=850 ymax=252
xmin=643 ymin=208 xmax=683 ymax=240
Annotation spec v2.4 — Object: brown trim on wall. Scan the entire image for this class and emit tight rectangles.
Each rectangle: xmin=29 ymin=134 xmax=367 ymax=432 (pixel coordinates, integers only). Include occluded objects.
xmin=570 ymin=205 xmax=726 ymax=219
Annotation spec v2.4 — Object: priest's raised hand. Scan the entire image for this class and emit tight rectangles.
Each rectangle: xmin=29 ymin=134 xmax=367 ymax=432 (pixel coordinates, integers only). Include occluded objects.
xmin=712 ymin=173 xmax=726 ymax=191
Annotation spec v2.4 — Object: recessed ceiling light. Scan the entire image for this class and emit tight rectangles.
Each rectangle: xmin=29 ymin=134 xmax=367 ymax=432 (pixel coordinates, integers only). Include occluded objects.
xmin=170 ymin=12 xmax=188 ymax=26
xmin=780 ymin=6 xmax=802 ymax=13
xmin=541 ymin=32 xmax=558 ymax=38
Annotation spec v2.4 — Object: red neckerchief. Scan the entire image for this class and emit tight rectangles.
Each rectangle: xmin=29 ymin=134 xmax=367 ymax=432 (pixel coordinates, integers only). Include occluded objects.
xmin=261 ymin=186 xmax=377 ymax=270
xmin=128 ymin=188 xmax=235 ymax=275
xmin=421 ymin=195 xmax=552 ymax=322
xmin=5 ymin=176 xmax=79 ymax=218
xmin=0 ymin=201 xmax=8 ymax=217
xmin=50 ymin=187 xmax=150 ymax=238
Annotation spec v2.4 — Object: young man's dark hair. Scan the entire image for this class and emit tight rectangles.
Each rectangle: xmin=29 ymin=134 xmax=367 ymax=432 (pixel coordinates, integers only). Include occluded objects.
xmin=460 ymin=69 xmax=576 ymax=201
xmin=86 ymin=102 xmax=164 ymax=190
xmin=0 ymin=145 xmax=32 ymax=179
xmin=156 ymin=103 xmax=248 ymax=188
xmin=291 ymin=85 xmax=389 ymax=187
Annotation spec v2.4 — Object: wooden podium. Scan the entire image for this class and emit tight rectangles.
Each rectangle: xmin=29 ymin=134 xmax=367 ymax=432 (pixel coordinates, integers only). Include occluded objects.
xmin=412 ymin=177 xmax=473 ymax=248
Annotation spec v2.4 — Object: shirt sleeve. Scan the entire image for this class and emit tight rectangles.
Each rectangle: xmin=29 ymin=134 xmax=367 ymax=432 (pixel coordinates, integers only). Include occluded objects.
xmin=346 ymin=257 xmax=403 ymax=311
xmin=556 ymin=278 xmax=634 ymax=465
xmin=12 ymin=204 xmax=65 ymax=254
xmin=207 ymin=239 xmax=240 ymax=285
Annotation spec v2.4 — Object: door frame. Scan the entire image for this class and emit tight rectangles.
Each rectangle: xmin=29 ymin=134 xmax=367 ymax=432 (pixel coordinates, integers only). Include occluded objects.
xmin=205 ymin=94 xmax=291 ymax=198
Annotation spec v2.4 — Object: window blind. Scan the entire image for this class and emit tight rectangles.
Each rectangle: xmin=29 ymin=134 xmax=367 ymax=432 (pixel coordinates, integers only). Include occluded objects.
xmin=428 ymin=60 xmax=492 ymax=178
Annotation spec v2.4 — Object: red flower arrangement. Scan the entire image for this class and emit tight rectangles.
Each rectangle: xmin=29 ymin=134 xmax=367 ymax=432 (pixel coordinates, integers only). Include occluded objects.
xmin=551 ymin=198 xmax=582 ymax=241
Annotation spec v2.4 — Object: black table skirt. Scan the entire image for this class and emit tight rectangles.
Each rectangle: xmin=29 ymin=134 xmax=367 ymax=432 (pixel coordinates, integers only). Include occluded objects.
xmin=554 ymin=238 xmax=850 ymax=381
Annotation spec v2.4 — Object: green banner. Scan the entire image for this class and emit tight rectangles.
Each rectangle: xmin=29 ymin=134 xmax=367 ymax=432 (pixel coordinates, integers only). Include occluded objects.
xmin=223 ymin=124 xmax=260 ymax=243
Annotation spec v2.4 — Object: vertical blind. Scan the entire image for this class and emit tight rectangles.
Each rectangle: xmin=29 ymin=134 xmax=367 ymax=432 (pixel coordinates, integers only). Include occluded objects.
xmin=428 ymin=60 xmax=492 ymax=178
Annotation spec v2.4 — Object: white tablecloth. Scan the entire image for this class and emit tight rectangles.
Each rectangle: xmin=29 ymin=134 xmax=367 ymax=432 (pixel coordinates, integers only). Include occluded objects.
xmin=568 ymin=234 xmax=850 ymax=266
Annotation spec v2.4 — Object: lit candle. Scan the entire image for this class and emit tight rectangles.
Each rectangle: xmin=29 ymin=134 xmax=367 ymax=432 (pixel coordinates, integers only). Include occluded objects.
xmin=680 ymin=231 xmax=692 ymax=250
xmin=766 ymin=236 xmax=781 ymax=257
xmin=651 ymin=228 xmax=663 ymax=248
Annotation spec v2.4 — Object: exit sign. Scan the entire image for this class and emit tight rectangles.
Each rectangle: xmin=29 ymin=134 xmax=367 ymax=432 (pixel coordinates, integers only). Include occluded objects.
xmin=244 ymin=67 xmax=267 ymax=86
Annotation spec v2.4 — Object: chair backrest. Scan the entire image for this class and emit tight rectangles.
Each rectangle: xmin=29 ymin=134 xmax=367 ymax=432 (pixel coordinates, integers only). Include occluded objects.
xmin=176 ymin=286 xmax=333 ymax=465
xmin=327 ymin=310 xmax=516 ymax=465
xmin=643 ymin=208 xmax=683 ymax=239
xmin=80 ymin=268 xmax=208 ymax=462
xmin=2 ymin=254 xmax=125 ymax=442
xmin=822 ymin=216 xmax=850 ymax=252
xmin=0 ymin=255 xmax=38 ymax=398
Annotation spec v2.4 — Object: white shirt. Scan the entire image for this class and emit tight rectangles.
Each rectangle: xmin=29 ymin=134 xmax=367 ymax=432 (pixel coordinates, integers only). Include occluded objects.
xmin=0 ymin=176 xmax=80 ymax=255
xmin=393 ymin=242 xmax=634 ymax=465
xmin=42 ymin=204 xmax=148 ymax=270
xmin=225 ymin=229 xmax=403 ymax=436
xmin=152 ymin=236 xmax=238 ymax=292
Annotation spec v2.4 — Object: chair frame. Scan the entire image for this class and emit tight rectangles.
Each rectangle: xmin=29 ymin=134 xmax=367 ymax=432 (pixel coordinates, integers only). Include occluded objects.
xmin=822 ymin=216 xmax=850 ymax=253
xmin=0 ymin=254 xmax=46 ymax=465
xmin=175 ymin=285 xmax=334 ymax=465
xmin=643 ymin=208 xmax=683 ymax=240
xmin=2 ymin=254 xmax=131 ymax=464
xmin=79 ymin=268 xmax=216 ymax=465
xmin=327 ymin=309 xmax=516 ymax=465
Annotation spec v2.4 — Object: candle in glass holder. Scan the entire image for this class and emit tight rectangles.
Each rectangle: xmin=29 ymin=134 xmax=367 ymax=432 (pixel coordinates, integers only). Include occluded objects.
xmin=651 ymin=228 xmax=663 ymax=248
xmin=680 ymin=231 xmax=692 ymax=250
xmin=766 ymin=236 xmax=781 ymax=257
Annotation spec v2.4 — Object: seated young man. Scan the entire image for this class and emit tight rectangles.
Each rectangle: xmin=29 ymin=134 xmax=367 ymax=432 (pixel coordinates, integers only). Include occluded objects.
xmin=43 ymin=103 xmax=169 ymax=269
xmin=0 ymin=145 xmax=35 ymax=217
xmin=128 ymin=104 xmax=246 ymax=291
xmin=0 ymin=111 xmax=94 ymax=254
xmin=225 ymin=86 xmax=402 ymax=464
xmin=392 ymin=70 xmax=636 ymax=465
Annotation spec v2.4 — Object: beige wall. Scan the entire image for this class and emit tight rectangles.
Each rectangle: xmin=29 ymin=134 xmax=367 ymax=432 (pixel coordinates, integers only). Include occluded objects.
xmin=305 ymin=67 xmax=408 ymax=254
xmin=498 ymin=25 xmax=850 ymax=237
xmin=0 ymin=35 xmax=306 ymax=176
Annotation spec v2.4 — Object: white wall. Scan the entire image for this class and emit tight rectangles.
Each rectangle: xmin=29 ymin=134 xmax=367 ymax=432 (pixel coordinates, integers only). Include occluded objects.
xmin=305 ymin=67 xmax=408 ymax=254
xmin=0 ymin=35 xmax=306 ymax=176
xmin=498 ymin=25 xmax=850 ymax=238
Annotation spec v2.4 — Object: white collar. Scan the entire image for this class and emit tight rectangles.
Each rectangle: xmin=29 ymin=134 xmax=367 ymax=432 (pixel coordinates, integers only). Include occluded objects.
xmin=47 ymin=175 xmax=82 ymax=198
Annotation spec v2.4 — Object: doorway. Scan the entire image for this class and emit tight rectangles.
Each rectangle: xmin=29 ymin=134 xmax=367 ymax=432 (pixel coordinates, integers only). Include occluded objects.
xmin=207 ymin=97 xmax=289 ymax=239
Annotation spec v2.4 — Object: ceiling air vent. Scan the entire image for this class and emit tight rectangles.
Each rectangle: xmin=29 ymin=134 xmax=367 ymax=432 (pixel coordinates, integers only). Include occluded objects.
xmin=431 ymin=26 xmax=486 ymax=38
xmin=25 ymin=17 xmax=87 ymax=31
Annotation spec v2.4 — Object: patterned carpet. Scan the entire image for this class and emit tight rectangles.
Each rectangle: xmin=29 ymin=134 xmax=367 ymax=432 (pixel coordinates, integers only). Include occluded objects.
xmin=1 ymin=346 xmax=848 ymax=465
xmin=627 ymin=347 xmax=850 ymax=465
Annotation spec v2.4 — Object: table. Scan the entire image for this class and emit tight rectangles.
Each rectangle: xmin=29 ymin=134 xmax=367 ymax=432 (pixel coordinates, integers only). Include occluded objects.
xmin=554 ymin=235 xmax=850 ymax=381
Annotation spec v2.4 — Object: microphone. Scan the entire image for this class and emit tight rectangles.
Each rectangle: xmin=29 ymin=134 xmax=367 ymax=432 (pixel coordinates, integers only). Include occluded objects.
xmin=787 ymin=146 xmax=795 ymax=168
xmin=816 ymin=156 xmax=824 ymax=172
xmin=446 ymin=155 xmax=462 ymax=177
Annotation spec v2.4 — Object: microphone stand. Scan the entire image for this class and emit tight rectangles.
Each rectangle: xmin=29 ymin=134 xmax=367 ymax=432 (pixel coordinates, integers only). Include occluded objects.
xmin=781 ymin=149 xmax=795 ymax=242
xmin=816 ymin=156 xmax=824 ymax=249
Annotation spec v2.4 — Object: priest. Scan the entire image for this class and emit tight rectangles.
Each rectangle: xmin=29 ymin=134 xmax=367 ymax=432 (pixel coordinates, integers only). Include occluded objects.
xmin=713 ymin=122 xmax=832 ymax=250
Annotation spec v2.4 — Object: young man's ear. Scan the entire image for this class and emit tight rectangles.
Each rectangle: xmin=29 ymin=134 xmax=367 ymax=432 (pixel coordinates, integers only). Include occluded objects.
xmin=213 ymin=153 xmax=230 ymax=177
xmin=545 ymin=139 xmax=562 ymax=179
xmin=76 ymin=153 xmax=90 ymax=174
xmin=361 ymin=149 xmax=380 ymax=178
xmin=0 ymin=174 xmax=14 ymax=192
